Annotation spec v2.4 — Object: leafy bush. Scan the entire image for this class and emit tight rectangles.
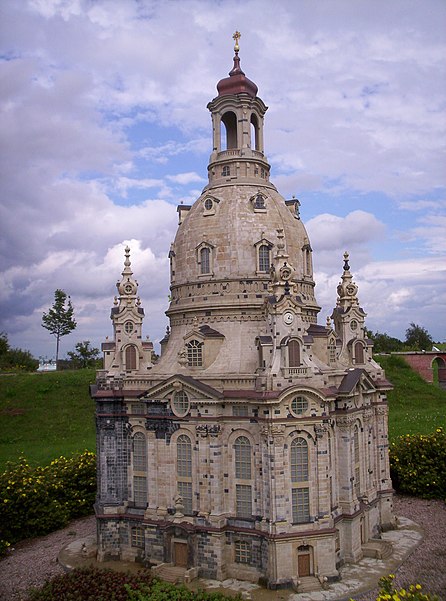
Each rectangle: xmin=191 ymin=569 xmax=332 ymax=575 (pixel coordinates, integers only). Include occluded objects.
xmin=26 ymin=567 xmax=154 ymax=601
xmin=0 ymin=332 xmax=38 ymax=372
xmin=126 ymin=579 xmax=241 ymax=601
xmin=372 ymin=574 xmax=438 ymax=601
xmin=390 ymin=428 xmax=446 ymax=498
xmin=0 ymin=451 xmax=96 ymax=555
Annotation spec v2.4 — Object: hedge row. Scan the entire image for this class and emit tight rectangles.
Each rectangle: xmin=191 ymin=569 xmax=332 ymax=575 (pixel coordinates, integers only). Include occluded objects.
xmin=26 ymin=570 xmax=438 ymax=601
xmin=0 ymin=451 xmax=96 ymax=556
xmin=389 ymin=427 xmax=446 ymax=499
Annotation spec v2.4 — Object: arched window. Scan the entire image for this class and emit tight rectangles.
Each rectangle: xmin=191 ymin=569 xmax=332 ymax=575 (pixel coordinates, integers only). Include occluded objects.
xmin=234 ymin=436 xmax=252 ymax=518
xmin=133 ymin=431 xmax=147 ymax=508
xmin=354 ymin=341 xmax=364 ymax=364
xmin=200 ymin=247 xmax=210 ymax=274
xmin=125 ymin=345 xmax=137 ymax=370
xmin=221 ymin=111 xmax=237 ymax=149
xmin=258 ymin=244 xmax=270 ymax=272
xmin=291 ymin=437 xmax=310 ymax=523
xmin=288 ymin=340 xmax=301 ymax=367
xmin=354 ymin=425 xmax=361 ymax=498
xmin=133 ymin=432 xmax=147 ymax=472
xmin=250 ymin=113 xmax=260 ymax=150
xmin=177 ymin=434 xmax=192 ymax=514
xmin=302 ymin=244 xmax=312 ymax=276
xmin=234 ymin=436 xmax=252 ymax=479
xmin=187 ymin=340 xmax=203 ymax=367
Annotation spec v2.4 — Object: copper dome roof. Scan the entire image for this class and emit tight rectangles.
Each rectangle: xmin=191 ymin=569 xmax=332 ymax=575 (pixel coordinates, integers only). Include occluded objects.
xmin=216 ymin=51 xmax=258 ymax=98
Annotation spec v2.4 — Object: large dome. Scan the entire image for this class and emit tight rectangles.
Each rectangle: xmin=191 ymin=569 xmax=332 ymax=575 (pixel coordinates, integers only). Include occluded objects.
xmin=174 ymin=185 xmax=311 ymax=284
xmin=167 ymin=182 xmax=319 ymax=321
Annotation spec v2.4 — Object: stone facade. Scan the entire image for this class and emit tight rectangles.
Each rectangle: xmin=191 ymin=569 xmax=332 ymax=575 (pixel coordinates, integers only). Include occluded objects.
xmin=92 ymin=40 xmax=395 ymax=589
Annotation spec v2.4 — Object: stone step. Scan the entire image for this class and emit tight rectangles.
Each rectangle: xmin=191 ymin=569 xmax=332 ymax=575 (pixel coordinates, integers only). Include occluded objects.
xmin=362 ymin=539 xmax=393 ymax=560
xmin=155 ymin=565 xmax=186 ymax=584
xmin=297 ymin=576 xmax=323 ymax=593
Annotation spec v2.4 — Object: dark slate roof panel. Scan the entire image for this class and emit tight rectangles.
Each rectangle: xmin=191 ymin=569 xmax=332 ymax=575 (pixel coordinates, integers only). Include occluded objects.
xmin=338 ymin=368 xmax=364 ymax=394
xmin=258 ymin=336 xmax=273 ymax=344
xmin=199 ymin=325 xmax=225 ymax=338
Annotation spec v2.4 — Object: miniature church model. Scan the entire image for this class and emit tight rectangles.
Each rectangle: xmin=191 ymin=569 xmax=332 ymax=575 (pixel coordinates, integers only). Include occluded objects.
xmin=92 ymin=33 xmax=395 ymax=590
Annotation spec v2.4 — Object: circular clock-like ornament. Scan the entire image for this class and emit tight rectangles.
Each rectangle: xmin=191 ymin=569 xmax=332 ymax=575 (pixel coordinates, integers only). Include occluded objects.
xmin=350 ymin=319 xmax=358 ymax=331
xmin=283 ymin=311 xmax=294 ymax=325
xmin=124 ymin=283 xmax=133 ymax=294
xmin=279 ymin=265 xmax=292 ymax=281
xmin=346 ymin=284 xmax=357 ymax=295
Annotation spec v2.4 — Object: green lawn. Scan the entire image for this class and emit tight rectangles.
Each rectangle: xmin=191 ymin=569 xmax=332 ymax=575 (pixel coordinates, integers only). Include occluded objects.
xmin=0 ymin=369 xmax=96 ymax=469
xmin=375 ymin=354 xmax=446 ymax=441
xmin=0 ymin=358 xmax=445 ymax=470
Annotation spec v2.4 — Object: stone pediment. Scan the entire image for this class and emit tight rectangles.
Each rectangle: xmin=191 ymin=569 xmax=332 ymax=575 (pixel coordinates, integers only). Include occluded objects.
xmin=139 ymin=374 xmax=224 ymax=403
xmin=267 ymin=294 xmax=302 ymax=314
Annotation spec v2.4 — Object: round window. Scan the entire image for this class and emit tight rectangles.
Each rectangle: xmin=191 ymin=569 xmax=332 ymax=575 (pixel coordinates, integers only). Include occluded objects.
xmin=204 ymin=198 xmax=213 ymax=211
xmin=291 ymin=395 xmax=308 ymax=416
xmin=172 ymin=390 xmax=190 ymax=416
xmin=350 ymin=320 xmax=358 ymax=331
xmin=124 ymin=284 xmax=133 ymax=294
xmin=124 ymin=321 xmax=134 ymax=334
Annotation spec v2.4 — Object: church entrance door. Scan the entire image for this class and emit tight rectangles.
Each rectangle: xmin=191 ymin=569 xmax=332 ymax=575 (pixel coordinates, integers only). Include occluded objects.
xmin=297 ymin=545 xmax=312 ymax=577
xmin=174 ymin=541 xmax=188 ymax=567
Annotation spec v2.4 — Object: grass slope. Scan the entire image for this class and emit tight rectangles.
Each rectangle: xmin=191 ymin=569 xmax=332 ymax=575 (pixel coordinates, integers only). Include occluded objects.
xmin=0 ymin=358 xmax=445 ymax=469
xmin=0 ymin=369 xmax=96 ymax=469
xmin=375 ymin=354 xmax=446 ymax=441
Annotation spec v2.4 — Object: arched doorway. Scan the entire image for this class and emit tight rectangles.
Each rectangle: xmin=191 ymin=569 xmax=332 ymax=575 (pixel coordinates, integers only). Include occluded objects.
xmin=297 ymin=545 xmax=313 ymax=577
xmin=164 ymin=526 xmax=191 ymax=569
xmin=432 ymin=357 xmax=446 ymax=389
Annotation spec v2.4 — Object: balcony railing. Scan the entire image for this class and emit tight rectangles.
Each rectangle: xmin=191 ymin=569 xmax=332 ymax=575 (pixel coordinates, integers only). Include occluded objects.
xmin=282 ymin=367 xmax=310 ymax=378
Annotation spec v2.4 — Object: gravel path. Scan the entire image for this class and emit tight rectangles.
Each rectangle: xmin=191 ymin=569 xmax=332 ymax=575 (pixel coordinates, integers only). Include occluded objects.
xmin=1 ymin=495 xmax=445 ymax=601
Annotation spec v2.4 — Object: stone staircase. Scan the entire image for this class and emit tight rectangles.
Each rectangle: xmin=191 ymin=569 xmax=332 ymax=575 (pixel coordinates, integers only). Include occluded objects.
xmin=295 ymin=576 xmax=324 ymax=593
xmin=362 ymin=539 xmax=393 ymax=560
xmin=152 ymin=564 xmax=187 ymax=584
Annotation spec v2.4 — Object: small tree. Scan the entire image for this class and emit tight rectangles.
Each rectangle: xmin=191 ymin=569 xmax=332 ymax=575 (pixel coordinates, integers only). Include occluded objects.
xmin=67 ymin=340 xmax=100 ymax=369
xmin=367 ymin=330 xmax=405 ymax=353
xmin=405 ymin=322 xmax=433 ymax=351
xmin=42 ymin=290 xmax=77 ymax=364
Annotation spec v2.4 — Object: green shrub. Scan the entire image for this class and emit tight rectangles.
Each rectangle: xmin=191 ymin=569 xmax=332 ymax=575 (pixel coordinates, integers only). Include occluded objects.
xmin=126 ymin=579 xmax=241 ymax=600
xmin=0 ymin=451 xmax=96 ymax=555
xmin=26 ymin=567 xmax=154 ymax=601
xmin=390 ymin=427 xmax=446 ymax=499
xmin=25 ymin=568 xmax=240 ymax=601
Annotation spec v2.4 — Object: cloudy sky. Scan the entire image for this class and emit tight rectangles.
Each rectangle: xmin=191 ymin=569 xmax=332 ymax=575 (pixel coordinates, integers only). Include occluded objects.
xmin=1 ymin=0 xmax=445 ymax=360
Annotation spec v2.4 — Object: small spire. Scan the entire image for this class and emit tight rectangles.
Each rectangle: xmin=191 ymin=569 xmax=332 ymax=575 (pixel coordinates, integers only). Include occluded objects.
xmin=343 ymin=251 xmax=350 ymax=272
xmin=122 ymin=245 xmax=133 ymax=275
xmin=233 ymin=30 xmax=241 ymax=53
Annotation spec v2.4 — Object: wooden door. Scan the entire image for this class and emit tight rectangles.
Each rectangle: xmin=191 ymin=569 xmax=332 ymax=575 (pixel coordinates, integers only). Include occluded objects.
xmin=174 ymin=542 xmax=188 ymax=567
xmin=298 ymin=552 xmax=311 ymax=576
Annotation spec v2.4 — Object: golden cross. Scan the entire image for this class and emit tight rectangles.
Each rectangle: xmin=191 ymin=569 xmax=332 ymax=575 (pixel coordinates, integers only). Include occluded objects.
xmin=233 ymin=30 xmax=241 ymax=52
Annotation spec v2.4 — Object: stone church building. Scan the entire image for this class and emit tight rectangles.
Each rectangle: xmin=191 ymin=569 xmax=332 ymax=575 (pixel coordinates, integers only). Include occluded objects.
xmin=92 ymin=36 xmax=395 ymax=590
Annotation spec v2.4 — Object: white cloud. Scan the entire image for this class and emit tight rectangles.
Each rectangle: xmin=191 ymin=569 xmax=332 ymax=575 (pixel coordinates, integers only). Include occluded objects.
xmin=0 ymin=0 xmax=445 ymax=355
xmin=166 ymin=172 xmax=206 ymax=185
